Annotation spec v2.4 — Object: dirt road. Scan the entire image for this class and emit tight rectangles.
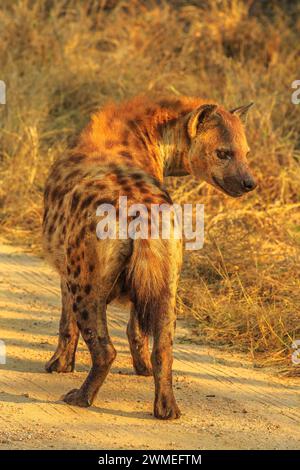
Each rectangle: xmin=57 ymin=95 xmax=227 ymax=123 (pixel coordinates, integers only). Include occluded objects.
xmin=0 ymin=243 xmax=299 ymax=449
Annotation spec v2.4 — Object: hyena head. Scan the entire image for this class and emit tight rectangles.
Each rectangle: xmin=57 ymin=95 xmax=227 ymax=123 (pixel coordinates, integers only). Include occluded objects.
xmin=186 ymin=103 xmax=257 ymax=197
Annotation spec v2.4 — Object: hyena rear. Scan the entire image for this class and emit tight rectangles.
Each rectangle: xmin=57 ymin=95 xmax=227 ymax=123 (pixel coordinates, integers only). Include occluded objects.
xmin=43 ymin=96 xmax=257 ymax=419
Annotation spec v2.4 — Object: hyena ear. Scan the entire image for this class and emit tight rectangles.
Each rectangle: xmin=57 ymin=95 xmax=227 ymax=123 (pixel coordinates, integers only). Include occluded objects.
xmin=187 ymin=104 xmax=218 ymax=139
xmin=230 ymin=102 xmax=254 ymax=123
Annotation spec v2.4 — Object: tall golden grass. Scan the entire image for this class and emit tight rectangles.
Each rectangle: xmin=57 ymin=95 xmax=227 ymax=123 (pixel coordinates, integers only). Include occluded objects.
xmin=0 ymin=0 xmax=299 ymax=372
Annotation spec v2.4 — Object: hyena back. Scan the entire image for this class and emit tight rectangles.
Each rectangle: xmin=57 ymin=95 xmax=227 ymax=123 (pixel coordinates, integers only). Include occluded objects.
xmin=43 ymin=96 xmax=256 ymax=419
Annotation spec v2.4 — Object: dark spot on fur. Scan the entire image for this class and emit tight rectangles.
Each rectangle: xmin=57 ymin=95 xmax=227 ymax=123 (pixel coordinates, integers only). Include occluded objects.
xmin=74 ymin=265 xmax=81 ymax=278
xmin=81 ymin=309 xmax=89 ymax=320
xmin=119 ymin=150 xmax=132 ymax=159
xmin=122 ymin=185 xmax=132 ymax=193
xmin=85 ymin=180 xmax=96 ymax=189
xmin=76 ymin=295 xmax=82 ymax=303
xmin=139 ymin=187 xmax=149 ymax=194
xmin=73 ymin=302 xmax=78 ymax=312
xmin=114 ymin=168 xmax=124 ymax=178
xmin=89 ymin=221 xmax=96 ymax=232
xmin=80 ymin=194 xmax=96 ymax=211
xmin=71 ymin=192 xmax=80 ymax=211
xmin=76 ymin=226 xmax=86 ymax=246
xmin=69 ymin=154 xmax=85 ymax=164
xmin=136 ymin=180 xmax=145 ymax=189
xmin=95 ymin=183 xmax=105 ymax=191
xmin=118 ymin=177 xmax=129 ymax=186
xmin=51 ymin=213 xmax=58 ymax=227
xmin=50 ymin=187 xmax=61 ymax=203
xmin=71 ymin=283 xmax=77 ymax=295
xmin=64 ymin=169 xmax=81 ymax=182
xmin=43 ymin=206 xmax=48 ymax=222
xmin=132 ymin=172 xmax=143 ymax=180
xmin=149 ymin=176 xmax=163 ymax=189
xmin=161 ymin=192 xmax=173 ymax=204
xmin=83 ymin=284 xmax=91 ymax=295
xmin=108 ymin=163 xmax=118 ymax=171
xmin=144 ymin=197 xmax=153 ymax=204
xmin=127 ymin=119 xmax=136 ymax=130
xmin=89 ymin=264 xmax=95 ymax=272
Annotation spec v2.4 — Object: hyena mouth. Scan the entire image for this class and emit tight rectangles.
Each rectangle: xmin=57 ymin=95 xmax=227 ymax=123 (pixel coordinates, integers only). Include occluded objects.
xmin=212 ymin=176 xmax=243 ymax=198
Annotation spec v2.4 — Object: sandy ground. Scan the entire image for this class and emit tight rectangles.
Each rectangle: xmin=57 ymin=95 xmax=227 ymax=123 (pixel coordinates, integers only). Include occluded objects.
xmin=0 ymin=243 xmax=299 ymax=450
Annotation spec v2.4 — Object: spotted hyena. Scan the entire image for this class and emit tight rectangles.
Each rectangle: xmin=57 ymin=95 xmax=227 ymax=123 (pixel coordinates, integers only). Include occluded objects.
xmin=43 ymin=96 xmax=256 ymax=419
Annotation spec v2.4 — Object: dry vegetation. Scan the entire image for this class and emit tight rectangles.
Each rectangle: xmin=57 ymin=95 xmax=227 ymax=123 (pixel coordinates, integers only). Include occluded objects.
xmin=0 ymin=0 xmax=300 ymax=372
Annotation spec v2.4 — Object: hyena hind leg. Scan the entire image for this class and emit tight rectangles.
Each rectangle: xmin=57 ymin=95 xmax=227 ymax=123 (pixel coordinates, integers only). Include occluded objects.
xmin=128 ymin=237 xmax=182 ymax=419
xmin=151 ymin=297 xmax=180 ymax=420
xmin=127 ymin=306 xmax=152 ymax=376
xmin=45 ymin=279 xmax=79 ymax=373
xmin=63 ymin=299 xmax=116 ymax=407
xmin=62 ymin=238 xmax=131 ymax=407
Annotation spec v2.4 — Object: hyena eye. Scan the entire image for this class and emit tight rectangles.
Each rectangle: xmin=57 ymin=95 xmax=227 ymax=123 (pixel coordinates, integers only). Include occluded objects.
xmin=216 ymin=149 xmax=233 ymax=160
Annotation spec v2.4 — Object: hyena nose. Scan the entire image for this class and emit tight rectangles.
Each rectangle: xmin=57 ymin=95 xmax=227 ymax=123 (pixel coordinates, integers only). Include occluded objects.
xmin=242 ymin=176 xmax=257 ymax=192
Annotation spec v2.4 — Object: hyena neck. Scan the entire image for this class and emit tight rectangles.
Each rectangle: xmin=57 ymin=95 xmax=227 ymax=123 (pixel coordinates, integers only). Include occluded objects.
xmin=158 ymin=117 xmax=190 ymax=177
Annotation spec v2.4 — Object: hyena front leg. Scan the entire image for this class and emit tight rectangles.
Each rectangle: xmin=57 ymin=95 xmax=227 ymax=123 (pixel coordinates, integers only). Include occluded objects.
xmin=127 ymin=306 xmax=152 ymax=376
xmin=45 ymin=279 xmax=79 ymax=373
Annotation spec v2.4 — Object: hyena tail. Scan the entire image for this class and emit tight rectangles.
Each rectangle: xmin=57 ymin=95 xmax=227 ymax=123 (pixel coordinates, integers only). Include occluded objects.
xmin=126 ymin=238 xmax=170 ymax=335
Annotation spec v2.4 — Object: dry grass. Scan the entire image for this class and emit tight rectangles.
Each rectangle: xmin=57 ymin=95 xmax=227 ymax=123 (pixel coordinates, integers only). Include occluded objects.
xmin=0 ymin=0 xmax=300 ymax=372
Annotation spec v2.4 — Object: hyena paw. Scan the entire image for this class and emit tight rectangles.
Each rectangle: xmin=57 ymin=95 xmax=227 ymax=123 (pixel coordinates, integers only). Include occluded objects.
xmin=154 ymin=393 xmax=181 ymax=420
xmin=62 ymin=389 xmax=91 ymax=407
xmin=45 ymin=353 xmax=75 ymax=373
xmin=133 ymin=361 xmax=153 ymax=377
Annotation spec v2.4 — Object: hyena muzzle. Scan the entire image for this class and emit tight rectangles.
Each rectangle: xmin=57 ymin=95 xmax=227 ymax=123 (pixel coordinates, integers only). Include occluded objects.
xmin=43 ymin=96 xmax=257 ymax=419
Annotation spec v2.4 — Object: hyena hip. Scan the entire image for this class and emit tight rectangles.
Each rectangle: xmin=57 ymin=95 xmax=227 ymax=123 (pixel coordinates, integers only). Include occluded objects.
xmin=45 ymin=231 xmax=183 ymax=420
